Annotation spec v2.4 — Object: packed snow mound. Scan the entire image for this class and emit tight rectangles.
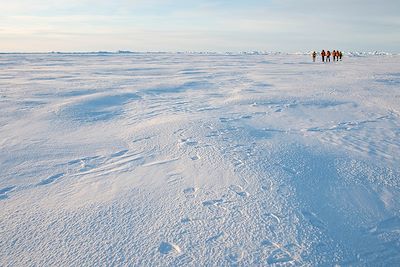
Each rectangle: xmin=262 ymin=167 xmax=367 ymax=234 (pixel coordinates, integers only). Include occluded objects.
xmin=0 ymin=53 xmax=399 ymax=266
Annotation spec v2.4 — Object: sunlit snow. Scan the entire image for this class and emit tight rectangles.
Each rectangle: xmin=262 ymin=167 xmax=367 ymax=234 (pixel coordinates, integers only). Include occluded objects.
xmin=1 ymin=53 xmax=399 ymax=266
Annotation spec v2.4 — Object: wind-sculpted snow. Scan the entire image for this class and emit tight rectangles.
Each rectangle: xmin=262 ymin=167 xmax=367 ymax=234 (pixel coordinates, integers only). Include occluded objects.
xmin=60 ymin=93 xmax=141 ymax=123
xmin=0 ymin=53 xmax=399 ymax=266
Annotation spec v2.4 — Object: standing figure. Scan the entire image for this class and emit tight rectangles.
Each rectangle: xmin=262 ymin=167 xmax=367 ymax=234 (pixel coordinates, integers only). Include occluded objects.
xmin=312 ymin=51 xmax=317 ymax=62
xmin=326 ymin=50 xmax=331 ymax=62
xmin=321 ymin=50 xmax=326 ymax=62
xmin=332 ymin=50 xmax=336 ymax=61
xmin=339 ymin=51 xmax=343 ymax=61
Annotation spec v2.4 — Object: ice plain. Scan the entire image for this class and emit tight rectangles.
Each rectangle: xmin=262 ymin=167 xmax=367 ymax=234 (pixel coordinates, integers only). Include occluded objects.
xmin=0 ymin=53 xmax=399 ymax=266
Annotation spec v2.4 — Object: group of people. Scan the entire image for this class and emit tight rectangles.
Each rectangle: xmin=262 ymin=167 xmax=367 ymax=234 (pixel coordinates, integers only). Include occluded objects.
xmin=312 ymin=50 xmax=343 ymax=62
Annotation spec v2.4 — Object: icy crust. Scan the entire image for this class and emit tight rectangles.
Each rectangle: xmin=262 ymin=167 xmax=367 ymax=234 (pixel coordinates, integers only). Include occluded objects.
xmin=0 ymin=54 xmax=399 ymax=266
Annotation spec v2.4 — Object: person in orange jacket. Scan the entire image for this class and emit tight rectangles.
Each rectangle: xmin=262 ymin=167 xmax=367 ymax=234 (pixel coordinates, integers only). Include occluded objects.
xmin=332 ymin=50 xmax=336 ymax=61
xmin=326 ymin=50 xmax=331 ymax=62
xmin=321 ymin=50 xmax=326 ymax=62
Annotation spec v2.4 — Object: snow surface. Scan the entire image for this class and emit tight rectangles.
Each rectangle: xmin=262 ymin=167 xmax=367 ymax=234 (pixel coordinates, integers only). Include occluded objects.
xmin=1 ymin=53 xmax=400 ymax=266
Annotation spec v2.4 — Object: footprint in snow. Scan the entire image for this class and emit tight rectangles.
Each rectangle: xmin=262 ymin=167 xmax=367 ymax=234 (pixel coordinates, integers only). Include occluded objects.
xmin=179 ymin=138 xmax=198 ymax=146
xmin=229 ymin=185 xmax=249 ymax=197
xmin=181 ymin=217 xmax=191 ymax=224
xmin=183 ymin=187 xmax=196 ymax=194
xmin=261 ymin=185 xmax=270 ymax=192
xmin=183 ymin=187 xmax=197 ymax=198
xmin=190 ymin=155 xmax=200 ymax=161
xmin=225 ymin=246 xmax=245 ymax=264
xmin=159 ymin=242 xmax=181 ymax=255
xmin=202 ymin=199 xmax=224 ymax=206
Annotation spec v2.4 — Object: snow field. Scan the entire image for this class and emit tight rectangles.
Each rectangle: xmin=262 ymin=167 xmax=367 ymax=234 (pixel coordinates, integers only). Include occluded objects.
xmin=0 ymin=53 xmax=399 ymax=266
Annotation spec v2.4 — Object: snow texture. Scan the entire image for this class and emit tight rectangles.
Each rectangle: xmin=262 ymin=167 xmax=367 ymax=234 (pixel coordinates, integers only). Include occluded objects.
xmin=1 ymin=53 xmax=400 ymax=266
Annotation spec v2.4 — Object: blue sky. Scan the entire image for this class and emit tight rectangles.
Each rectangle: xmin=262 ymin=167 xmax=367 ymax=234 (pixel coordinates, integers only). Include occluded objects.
xmin=1 ymin=0 xmax=399 ymax=52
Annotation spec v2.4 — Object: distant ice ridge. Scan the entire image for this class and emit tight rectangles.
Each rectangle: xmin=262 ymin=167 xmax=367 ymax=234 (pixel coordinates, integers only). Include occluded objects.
xmin=345 ymin=51 xmax=396 ymax=57
xmin=294 ymin=51 xmax=397 ymax=56
xmin=1 ymin=51 xmax=398 ymax=56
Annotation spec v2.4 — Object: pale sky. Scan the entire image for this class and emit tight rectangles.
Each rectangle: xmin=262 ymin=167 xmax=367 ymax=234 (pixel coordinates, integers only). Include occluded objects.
xmin=1 ymin=0 xmax=399 ymax=52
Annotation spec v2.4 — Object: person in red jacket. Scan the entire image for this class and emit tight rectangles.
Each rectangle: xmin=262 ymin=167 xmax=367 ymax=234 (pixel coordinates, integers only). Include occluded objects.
xmin=326 ymin=50 xmax=331 ymax=62
xmin=321 ymin=50 xmax=326 ymax=62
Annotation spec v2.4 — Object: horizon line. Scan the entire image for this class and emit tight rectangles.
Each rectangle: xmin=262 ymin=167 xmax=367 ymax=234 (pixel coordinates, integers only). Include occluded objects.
xmin=1 ymin=50 xmax=398 ymax=56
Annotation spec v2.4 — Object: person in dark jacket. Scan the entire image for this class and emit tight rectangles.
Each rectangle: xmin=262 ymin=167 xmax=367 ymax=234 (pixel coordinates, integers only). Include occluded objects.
xmin=312 ymin=51 xmax=317 ymax=62
xmin=326 ymin=50 xmax=331 ymax=62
